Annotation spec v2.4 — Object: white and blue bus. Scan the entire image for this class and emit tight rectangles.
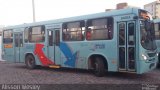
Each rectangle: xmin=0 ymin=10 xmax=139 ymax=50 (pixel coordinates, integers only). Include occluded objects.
xmin=154 ymin=19 xmax=160 ymax=66
xmin=2 ymin=8 xmax=157 ymax=77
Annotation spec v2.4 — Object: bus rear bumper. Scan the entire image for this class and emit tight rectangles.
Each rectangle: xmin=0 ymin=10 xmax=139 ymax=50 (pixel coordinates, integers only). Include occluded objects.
xmin=137 ymin=58 xmax=158 ymax=74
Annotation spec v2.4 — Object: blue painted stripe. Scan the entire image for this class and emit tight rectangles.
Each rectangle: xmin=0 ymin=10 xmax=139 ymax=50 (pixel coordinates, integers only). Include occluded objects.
xmin=59 ymin=42 xmax=77 ymax=67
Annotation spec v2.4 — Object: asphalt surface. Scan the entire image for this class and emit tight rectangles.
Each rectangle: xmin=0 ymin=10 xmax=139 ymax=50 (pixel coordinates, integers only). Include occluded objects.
xmin=0 ymin=61 xmax=160 ymax=85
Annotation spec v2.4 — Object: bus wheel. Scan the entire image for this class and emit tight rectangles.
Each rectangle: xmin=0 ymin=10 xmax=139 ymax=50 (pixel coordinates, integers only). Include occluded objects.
xmin=157 ymin=54 xmax=160 ymax=68
xmin=93 ymin=57 xmax=105 ymax=77
xmin=25 ymin=55 xmax=36 ymax=69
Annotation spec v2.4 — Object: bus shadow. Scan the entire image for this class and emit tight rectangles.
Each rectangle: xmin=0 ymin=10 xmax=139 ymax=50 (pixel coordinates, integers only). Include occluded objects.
xmin=105 ymin=72 xmax=145 ymax=79
xmin=40 ymin=66 xmax=92 ymax=74
xmin=36 ymin=66 xmax=147 ymax=79
xmin=9 ymin=63 xmax=27 ymax=69
xmin=12 ymin=64 xmax=148 ymax=80
xmin=12 ymin=64 xmax=91 ymax=73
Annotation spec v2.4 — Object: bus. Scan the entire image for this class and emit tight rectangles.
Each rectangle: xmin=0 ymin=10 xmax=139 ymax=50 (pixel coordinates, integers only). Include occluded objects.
xmin=1 ymin=8 xmax=158 ymax=77
xmin=154 ymin=19 xmax=160 ymax=66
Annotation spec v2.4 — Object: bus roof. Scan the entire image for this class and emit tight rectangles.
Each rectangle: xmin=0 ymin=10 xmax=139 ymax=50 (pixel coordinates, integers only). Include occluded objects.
xmin=4 ymin=7 xmax=140 ymax=30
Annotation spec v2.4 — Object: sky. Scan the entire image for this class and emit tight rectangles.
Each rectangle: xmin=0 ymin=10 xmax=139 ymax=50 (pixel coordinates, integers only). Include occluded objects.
xmin=0 ymin=0 xmax=156 ymax=26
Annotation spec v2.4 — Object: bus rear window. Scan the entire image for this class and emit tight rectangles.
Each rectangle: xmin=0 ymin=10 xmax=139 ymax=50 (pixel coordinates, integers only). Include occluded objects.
xmin=3 ymin=30 xmax=13 ymax=44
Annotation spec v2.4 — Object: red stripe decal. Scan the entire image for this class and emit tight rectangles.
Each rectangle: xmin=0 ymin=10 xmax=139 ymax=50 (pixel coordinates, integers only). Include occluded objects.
xmin=34 ymin=43 xmax=54 ymax=66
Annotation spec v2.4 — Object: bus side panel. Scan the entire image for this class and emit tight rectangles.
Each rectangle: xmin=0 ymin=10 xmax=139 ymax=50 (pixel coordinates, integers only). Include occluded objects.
xmin=86 ymin=41 xmax=118 ymax=72
xmin=59 ymin=42 xmax=89 ymax=69
xmin=20 ymin=46 xmax=25 ymax=63
xmin=59 ymin=41 xmax=118 ymax=71
xmin=24 ymin=43 xmax=42 ymax=65
xmin=2 ymin=44 xmax=14 ymax=62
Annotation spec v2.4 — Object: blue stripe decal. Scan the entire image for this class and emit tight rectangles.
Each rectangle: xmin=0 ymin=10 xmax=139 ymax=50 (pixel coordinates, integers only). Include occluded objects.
xmin=59 ymin=42 xmax=77 ymax=67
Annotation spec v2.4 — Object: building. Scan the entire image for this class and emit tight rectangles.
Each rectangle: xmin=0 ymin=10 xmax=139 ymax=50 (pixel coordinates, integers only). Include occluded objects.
xmin=105 ymin=2 xmax=140 ymax=12
xmin=144 ymin=0 xmax=160 ymax=19
xmin=105 ymin=3 xmax=128 ymax=12
xmin=0 ymin=26 xmax=4 ymax=36
xmin=116 ymin=2 xmax=128 ymax=9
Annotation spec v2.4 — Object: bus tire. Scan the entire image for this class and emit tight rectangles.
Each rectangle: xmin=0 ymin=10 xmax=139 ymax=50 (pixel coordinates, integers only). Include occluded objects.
xmin=157 ymin=54 xmax=160 ymax=68
xmin=93 ymin=57 xmax=105 ymax=77
xmin=25 ymin=55 xmax=36 ymax=69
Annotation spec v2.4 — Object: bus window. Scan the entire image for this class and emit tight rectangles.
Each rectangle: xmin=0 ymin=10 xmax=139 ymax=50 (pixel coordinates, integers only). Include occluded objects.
xmin=20 ymin=33 xmax=23 ymax=47
xmin=62 ymin=21 xmax=85 ymax=41
xmin=86 ymin=17 xmax=113 ymax=40
xmin=86 ymin=28 xmax=92 ymax=40
xmin=119 ymin=23 xmax=125 ymax=45
xmin=24 ymin=28 xmax=29 ymax=43
xmin=28 ymin=26 xmax=45 ymax=43
xmin=3 ymin=30 xmax=13 ymax=44
xmin=48 ymin=30 xmax=53 ymax=46
xmin=15 ymin=33 xmax=23 ymax=47
xmin=55 ymin=30 xmax=60 ymax=46
xmin=15 ymin=34 xmax=19 ymax=47
xmin=155 ymin=23 xmax=160 ymax=39
xmin=128 ymin=23 xmax=135 ymax=45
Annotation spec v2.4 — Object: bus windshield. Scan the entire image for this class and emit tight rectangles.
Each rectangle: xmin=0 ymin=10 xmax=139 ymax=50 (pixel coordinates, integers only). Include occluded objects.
xmin=140 ymin=20 xmax=157 ymax=50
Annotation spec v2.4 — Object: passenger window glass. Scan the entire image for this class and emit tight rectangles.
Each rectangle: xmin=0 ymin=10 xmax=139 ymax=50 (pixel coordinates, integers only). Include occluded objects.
xmin=119 ymin=23 xmax=125 ymax=45
xmin=3 ymin=30 xmax=13 ymax=44
xmin=28 ymin=26 xmax=45 ymax=43
xmin=20 ymin=33 xmax=23 ymax=47
xmin=128 ymin=23 xmax=135 ymax=45
xmin=24 ymin=28 xmax=29 ymax=43
xmin=14 ymin=33 xmax=23 ymax=47
xmin=48 ymin=30 xmax=53 ymax=46
xmin=15 ymin=34 xmax=19 ymax=47
xmin=55 ymin=30 xmax=60 ymax=46
xmin=62 ymin=21 xmax=85 ymax=41
xmin=155 ymin=23 xmax=160 ymax=39
xmin=86 ymin=17 xmax=113 ymax=40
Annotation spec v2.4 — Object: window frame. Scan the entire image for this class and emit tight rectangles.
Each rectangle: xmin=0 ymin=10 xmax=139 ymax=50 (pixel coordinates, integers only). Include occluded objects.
xmin=25 ymin=25 xmax=45 ymax=43
xmin=14 ymin=33 xmax=23 ymax=47
xmin=62 ymin=20 xmax=85 ymax=41
xmin=24 ymin=27 xmax=29 ymax=43
xmin=128 ymin=22 xmax=135 ymax=45
xmin=3 ymin=29 xmax=13 ymax=44
xmin=86 ymin=17 xmax=114 ymax=41
xmin=155 ymin=23 xmax=160 ymax=40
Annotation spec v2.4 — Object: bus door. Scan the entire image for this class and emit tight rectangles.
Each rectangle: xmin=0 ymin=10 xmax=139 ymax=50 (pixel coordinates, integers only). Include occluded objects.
xmin=48 ymin=28 xmax=61 ymax=65
xmin=14 ymin=32 xmax=23 ymax=63
xmin=118 ymin=21 xmax=136 ymax=72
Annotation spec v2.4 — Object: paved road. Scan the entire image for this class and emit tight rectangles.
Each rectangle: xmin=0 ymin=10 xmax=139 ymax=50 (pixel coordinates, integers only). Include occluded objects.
xmin=0 ymin=61 xmax=160 ymax=84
